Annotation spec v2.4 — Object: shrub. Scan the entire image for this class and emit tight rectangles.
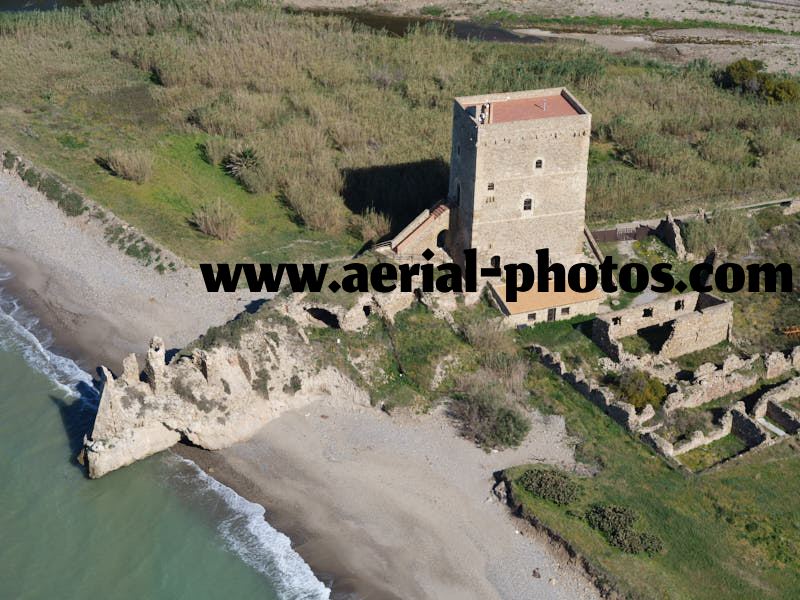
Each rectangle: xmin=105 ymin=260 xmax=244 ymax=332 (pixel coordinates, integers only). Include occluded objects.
xmin=450 ymin=373 xmax=530 ymax=448
xmin=99 ymin=149 xmax=153 ymax=183
xmin=22 ymin=167 xmax=41 ymax=188
xmin=518 ymin=468 xmax=580 ymax=505
xmin=586 ymin=504 xmax=664 ymax=555
xmin=352 ymin=207 xmax=391 ymax=243
xmin=618 ymin=369 xmax=666 ymax=411
xmin=2 ymin=151 xmax=17 ymax=170
xmin=39 ymin=175 xmax=65 ymax=203
xmin=190 ymin=199 xmax=239 ymax=241
xmin=223 ymin=146 xmax=260 ymax=178
xmin=715 ymin=59 xmax=800 ymax=104
xmin=59 ymin=191 xmax=87 ymax=217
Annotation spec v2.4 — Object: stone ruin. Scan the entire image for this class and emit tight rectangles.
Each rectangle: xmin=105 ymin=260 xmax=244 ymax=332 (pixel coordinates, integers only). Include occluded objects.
xmin=592 ymin=291 xmax=733 ymax=361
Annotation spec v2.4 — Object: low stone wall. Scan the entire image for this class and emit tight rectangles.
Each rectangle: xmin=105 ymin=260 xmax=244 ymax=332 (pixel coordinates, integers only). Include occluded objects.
xmin=751 ymin=376 xmax=800 ymax=434
xmin=665 ymin=357 xmax=759 ymax=411
xmin=532 ymin=344 xmax=654 ymax=433
xmin=672 ymin=411 xmax=733 ymax=456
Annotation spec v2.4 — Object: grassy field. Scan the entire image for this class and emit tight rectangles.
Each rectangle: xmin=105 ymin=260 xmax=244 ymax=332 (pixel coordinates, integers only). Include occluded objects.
xmin=1 ymin=0 xmax=800 ymax=267
xmin=512 ymin=360 xmax=800 ymax=599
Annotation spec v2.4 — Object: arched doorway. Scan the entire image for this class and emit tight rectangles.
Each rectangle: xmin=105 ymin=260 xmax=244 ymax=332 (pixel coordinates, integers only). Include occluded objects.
xmin=436 ymin=229 xmax=448 ymax=248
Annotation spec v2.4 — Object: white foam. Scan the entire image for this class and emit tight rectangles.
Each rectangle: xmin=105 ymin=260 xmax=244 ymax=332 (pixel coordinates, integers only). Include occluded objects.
xmin=0 ymin=268 xmax=328 ymax=598
xmin=0 ymin=272 xmax=96 ymax=402
xmin=173 ymin=456 xmax=331 ymax=600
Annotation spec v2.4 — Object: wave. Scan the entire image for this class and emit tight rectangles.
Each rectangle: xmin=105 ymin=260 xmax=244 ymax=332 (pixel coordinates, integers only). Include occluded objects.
xmin=0 ymin=265 xmax=330 ymax=600
xmin=173 ymin=456 xmax=331 ymax=600
xmin=0 ymin=267 xmax=97 ymax=401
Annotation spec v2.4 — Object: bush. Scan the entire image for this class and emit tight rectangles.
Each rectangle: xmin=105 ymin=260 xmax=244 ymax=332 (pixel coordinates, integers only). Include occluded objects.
xmin=715 ymin=59 xmax=800 ymax=104
xmin=223 ymin=146 xmax=260 ymax=179
xmin=518 ymin=468 xmax=580 ymax=506
xmin=59 ymin=191 xmax=87 ymax=216
xmin=352 ymin=207 xmax=391 ymax=243
xmin=21 ymin=167 xmax=41 ymax=188
xmin=99 ymin=149 xmax=153 ymax=183
xmin=39 ymin=175 xmax=65 ymax=203
xmin=190 ymin=199 xmax=239 ymax=241
xmin=2 ymin=151 xmax=17 ymax=170
xmin=450 ymin=373 xmax=530 ymax=448
xmin=586 ymin=504 xmax=664 ymax=555
xmin=618 ymin=369 xmax=666 ymax=411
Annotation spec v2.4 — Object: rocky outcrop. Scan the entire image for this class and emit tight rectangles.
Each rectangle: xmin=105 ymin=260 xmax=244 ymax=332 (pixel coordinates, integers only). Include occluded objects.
xmin=84 ymin=309 xmax=369 ymax=478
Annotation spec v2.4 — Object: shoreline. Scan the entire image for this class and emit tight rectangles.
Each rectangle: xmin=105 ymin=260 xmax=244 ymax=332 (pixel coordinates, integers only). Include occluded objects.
xmin=0 ymin=166 xmax=601 ymax=598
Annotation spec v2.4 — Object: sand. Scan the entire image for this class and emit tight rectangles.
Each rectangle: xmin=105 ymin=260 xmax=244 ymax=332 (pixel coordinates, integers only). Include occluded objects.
xmin=180 ymin=400 xmax=600 ymax=600
xmin=1 ymin=167 xmax=603 ymax=598
xmin=0 ymin=170 xmax=262 ymax=372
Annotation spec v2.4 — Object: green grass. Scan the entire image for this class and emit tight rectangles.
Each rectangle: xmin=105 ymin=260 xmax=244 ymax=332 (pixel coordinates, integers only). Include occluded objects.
xmin=511 ymin=360 xmax=800 ymax=599
xmin=481 ymin=9 xmax=800 ymax=36
xmin=678 ymin=433 xmax=749 ymax=471
xmin=674 ymin=341 xmax=738 ymax=371
xmin=517 ymin=315 xmax=607 ymax=377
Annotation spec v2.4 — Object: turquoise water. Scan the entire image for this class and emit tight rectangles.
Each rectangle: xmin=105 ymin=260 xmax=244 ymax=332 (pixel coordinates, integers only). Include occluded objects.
xmin=0 ymin=272 xmax=329 ymax=600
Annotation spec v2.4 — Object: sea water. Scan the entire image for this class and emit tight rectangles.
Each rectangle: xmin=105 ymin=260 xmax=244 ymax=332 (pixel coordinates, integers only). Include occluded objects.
xmin=0 ymin=270 xmax=329 ymax=600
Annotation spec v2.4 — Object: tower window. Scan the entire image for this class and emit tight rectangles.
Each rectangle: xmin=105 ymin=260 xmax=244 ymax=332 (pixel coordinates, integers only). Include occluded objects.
xmin=535 ymin=159 xmax=543 ymax=169
xmin=457 ymin=144 xmax=461 ymax=157
xmin=487 ymin=182 xmax=494 ymax=190
xmin=523 ymin=198 xmax=532 ymax=211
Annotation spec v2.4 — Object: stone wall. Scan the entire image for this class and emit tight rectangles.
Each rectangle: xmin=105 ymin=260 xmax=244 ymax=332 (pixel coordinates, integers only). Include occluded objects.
xmin=664 ymin=356 xmax=759 ymax=411
xmin=532 ymin=344 xmax=655 ymax=433
xmin=592 ymin=292 xmax=732 ymax=360
xmin=654 ymin=213 xmax=688 ymax=260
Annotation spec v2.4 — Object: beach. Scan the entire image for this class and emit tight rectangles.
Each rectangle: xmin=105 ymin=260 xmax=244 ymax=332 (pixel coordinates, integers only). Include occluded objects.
xmin=0 ymin=167 xmax=601 ymax=599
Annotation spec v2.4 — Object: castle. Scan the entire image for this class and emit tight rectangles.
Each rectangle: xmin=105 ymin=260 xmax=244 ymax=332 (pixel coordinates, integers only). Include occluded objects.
xmin=391 ymin=87 xmax=601 ymax=324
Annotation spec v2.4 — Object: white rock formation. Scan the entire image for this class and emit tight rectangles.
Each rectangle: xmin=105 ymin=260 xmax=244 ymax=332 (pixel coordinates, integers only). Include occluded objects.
xmin=84 ymin=310 xmax=369 ymax=478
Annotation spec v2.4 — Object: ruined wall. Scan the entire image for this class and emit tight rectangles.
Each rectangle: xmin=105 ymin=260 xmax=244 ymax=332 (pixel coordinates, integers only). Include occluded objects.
xmin=592 ymin=292 xmax=732 ymax=360
xmin=659 ymin=300 xmax=733 ymax=359
xmin=532 ymin=344 xmax=654 ymax=433
xmin=654 ymin=213 xmax=688 ymax=260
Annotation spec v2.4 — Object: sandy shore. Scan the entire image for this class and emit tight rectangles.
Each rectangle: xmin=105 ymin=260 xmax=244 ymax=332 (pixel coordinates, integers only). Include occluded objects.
xmin=0 ymin=170 xmax=261 ymax=372
xmin=1 ymin=167 xmax=601 ymax=598
xmin=180 ymin=399 xmax=600 ymax=600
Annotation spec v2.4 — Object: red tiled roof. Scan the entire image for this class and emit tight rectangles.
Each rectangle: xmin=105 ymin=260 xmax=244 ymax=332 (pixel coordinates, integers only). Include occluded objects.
xmin=474 ymin=94 xmax=579 ymax=124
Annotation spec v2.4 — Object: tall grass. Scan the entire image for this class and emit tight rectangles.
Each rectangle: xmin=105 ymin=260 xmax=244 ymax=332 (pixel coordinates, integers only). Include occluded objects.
xmin=1 ymin=0 xmax=799 ymax=239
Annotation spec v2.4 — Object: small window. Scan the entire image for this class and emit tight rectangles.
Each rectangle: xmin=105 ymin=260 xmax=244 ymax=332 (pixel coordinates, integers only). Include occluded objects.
xmin=485 ymin=196 xmax=495 ymax=204
xmin=535 ymin=159 xmax=543 ymax=169
xmin=523 ymin=198 xmax=532 ymax=211
xmin=527 ymin=313 xmax=537 ymax=322
xmin=487 ymin=182 xmax=494 ymax=191
xmin=674 ymin=300 xmax=685 ymax=311
xmin=643 ymin=308 xmax=653 ymax=317
xmin=490 ymin=255 xmax=501 ymax=270
xmin=457 ymin=144 xmax=461 ymax=157
xmin=612 ymin=317 xmax=622 ymax=325
xmin=561 ymin=307 xmax=570 ymax=316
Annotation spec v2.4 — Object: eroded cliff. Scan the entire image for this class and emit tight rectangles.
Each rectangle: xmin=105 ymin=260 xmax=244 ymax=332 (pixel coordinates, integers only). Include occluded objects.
xmin=83 ymin=305 xmax=369 ymax=478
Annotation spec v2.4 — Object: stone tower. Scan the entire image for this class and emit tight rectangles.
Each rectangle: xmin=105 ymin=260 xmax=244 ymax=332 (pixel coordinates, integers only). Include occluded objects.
xmin=446 ymin=88 xmax=591 ymax=268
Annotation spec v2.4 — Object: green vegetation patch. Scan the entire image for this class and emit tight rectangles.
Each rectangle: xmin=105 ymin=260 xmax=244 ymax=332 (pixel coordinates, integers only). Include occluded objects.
xmin=679 ymin=433 xmax=749 ymax=472
xmin=518 ymin=467 xmax=581 ymax=506
xmin=509 ymin=361 xmax=800 ymax=598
